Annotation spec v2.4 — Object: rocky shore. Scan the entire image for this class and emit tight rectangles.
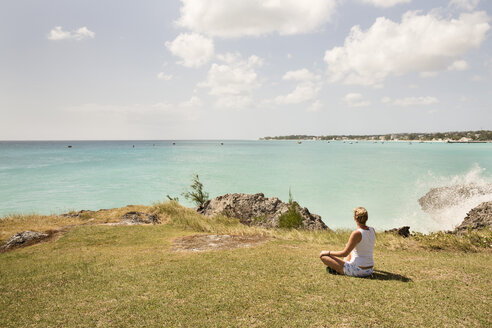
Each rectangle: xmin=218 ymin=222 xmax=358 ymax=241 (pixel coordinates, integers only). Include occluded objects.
xmin=455 ymin=201 xmax=492 ymax=234
xmin=196 ymin=193 xmax=328 ymax=230
xmin=2 ymin=191 xmax=491 ymax=252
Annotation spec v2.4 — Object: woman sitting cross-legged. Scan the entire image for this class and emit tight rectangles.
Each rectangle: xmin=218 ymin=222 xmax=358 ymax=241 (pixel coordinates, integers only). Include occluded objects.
xmin=319 ymin=207 xmax=375 ymax=278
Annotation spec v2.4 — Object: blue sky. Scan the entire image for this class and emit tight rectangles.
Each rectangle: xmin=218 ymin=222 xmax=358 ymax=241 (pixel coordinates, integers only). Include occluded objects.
xmin=1 ymin=0 xmax=491 ymax=140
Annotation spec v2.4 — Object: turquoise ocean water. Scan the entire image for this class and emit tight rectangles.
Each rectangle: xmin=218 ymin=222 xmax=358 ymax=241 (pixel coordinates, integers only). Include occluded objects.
xmin=1 ymin=140 xmax=491 ymax=231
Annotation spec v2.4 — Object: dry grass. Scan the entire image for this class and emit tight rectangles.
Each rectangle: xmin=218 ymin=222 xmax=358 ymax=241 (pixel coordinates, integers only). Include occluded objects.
xmin=2 ymin=201 xmax=490 ymax=254
xmin=413 ymin=230 xmax=492 ymax=252
xmin=0 ymin=205 xmax=160 ymax=244
xmin=153 ymin=201 xmax=491 ymax=253
xmin=0 ymin=201 xmax=491 ymax=327
xmin=1 ymin=223 xmax=491 ymax=327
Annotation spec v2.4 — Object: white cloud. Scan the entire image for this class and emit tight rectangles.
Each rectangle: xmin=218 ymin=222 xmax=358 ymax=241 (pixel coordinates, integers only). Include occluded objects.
xmin=343 ymin=93 xmax=371 ymax=107
xmin=307 ymin=100 xmax=323 ymax=112
xmin=274 ymin=82 xmax=321 ymax=105
xmin=449 ymin=0 xmax=480 ymax=11
xmin=200 ymin=54 xmax=263 ymax=108
xmin=360 ymin=0 xmax=411 ymax=8
xmin=282 ymin=68 xmax=321 ymax=82
xmin=216 ymin=52 xmax=244 ymax=64
xmin=47 ymin=26 xmax=95 ymax=41
xmin=178 ymin=96 xmax=203 ymax=109
xmin=447 ymin=60 xmax=469 ymax=71
xmin=382 ymin=96 xmax=439 ymax=106
xmin=274 ymin=69 xmax=322 ymax=105
xmin=324 ymin=11 xmax=490 ymax=86
xmin=157 ymin=72 xmax=173 ymax=80
xmin=176 ymin=0 xmax=338 ymax=38
xmin=165 ymin=33 xmax=214 ymax=68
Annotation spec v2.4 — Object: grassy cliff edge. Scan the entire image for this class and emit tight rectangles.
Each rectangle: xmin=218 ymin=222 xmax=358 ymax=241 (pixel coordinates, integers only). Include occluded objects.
xmin=1 ymin=202 xmax=491 ymax=327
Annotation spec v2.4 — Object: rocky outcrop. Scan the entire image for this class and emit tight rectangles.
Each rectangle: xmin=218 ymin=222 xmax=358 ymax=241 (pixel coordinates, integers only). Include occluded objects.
xmin=385 ymin=226 xmax=411 ymax=238
xmin=196 ymin=193 xmax=329 ymax=230
xmin=419 ymin=184 xmax=492 ymax=212
xmin=455 ymin=201 xmax=492 ymax=234
xmin=61 ymin=209 xmax=97 ymax=218
xmin=116 ymin=211 xmax=160 ymax=225
xmin=1 ymin=231 xmax=49 ymax=252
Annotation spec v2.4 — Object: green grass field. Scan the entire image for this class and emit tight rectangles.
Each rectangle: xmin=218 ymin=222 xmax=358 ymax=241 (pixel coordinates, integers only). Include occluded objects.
xmin=1 ymin=202 xmax=491 ymax=327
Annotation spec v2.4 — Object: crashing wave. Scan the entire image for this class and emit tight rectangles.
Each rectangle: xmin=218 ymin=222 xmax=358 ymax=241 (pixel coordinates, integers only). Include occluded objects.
xmin=414 ymin=164 xmax=492 ymax=231
xmin=418 ymin=183 xmax=492 ymax=212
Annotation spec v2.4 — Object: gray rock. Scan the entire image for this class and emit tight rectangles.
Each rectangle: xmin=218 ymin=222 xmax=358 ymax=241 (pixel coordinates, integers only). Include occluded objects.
xmin=418 ymin=183 xmax=492 ymax=212
xmin=385 ymin=226 xmax=411 ymax=238
xmin=1 ymin=231 xmax=49 ymax=251
xmin=196 ymin=193 xmax=329 ymax=230
xmin=60 ymin=209 xmax=96 ymax=218
xmin=118 ymin=211 xmax=160 ymax=225
xmin=455 ymin=201 xmax=492 ymax=234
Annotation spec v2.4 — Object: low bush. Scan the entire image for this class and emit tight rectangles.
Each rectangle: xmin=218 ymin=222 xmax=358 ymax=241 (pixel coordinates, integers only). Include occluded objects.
xmin=278 ymin=190 xmax=303 ymax=229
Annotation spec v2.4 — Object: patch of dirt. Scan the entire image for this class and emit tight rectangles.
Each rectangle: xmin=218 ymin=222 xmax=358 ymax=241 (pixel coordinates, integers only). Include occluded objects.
xmin=0 ymin=227 xmax=71 ymax=253
xmin=171 ymin=234 xmax=270 ymax=252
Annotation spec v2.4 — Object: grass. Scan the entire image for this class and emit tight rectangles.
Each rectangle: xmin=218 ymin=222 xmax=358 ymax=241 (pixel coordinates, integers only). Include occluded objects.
xmin=0 ymin=205 xmax=156 ymax=245
xmin=1 ymin=202 xmax=491 ymax=327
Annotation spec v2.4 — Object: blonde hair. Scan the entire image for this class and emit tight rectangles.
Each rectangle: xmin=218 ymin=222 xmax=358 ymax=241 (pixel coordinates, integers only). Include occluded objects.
xmin=354 ymin=207 xmax=368 ymax=224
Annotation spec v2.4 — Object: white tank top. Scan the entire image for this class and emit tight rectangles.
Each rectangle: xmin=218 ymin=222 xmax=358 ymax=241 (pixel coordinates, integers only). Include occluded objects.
xmin=348 ymin=227 xmax=375 ymax=267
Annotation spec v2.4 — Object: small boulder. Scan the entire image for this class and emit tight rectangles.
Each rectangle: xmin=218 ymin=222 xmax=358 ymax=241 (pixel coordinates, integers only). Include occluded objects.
xmin=118 ymin=211 xmax=160 ymax=225
xmin=61 ymin=210 xmax=96 ymax=218
xmin=385 ymin=226 xmax=411 ymax=238
xmin=1 ymin=231 xmax=49 ymax=251
xmin=196 ymin=193 xmax=329 ymax=230
xmin=455 ymin=201 xmax=492 ymax=234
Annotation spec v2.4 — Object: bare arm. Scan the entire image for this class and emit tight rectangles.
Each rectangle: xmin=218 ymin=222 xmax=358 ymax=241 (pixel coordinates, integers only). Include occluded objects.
xmin=319 ymin=230 xmax=361 ymax=258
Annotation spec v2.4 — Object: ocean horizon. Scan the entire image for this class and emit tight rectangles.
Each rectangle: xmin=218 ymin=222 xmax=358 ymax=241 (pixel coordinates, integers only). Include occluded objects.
xmin=1 ymin=139 xmax=491 ymax=232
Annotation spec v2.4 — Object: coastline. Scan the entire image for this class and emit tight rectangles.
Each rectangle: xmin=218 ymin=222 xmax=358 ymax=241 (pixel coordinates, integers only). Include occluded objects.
xmin=260 ymin=130 xmax=492 ymax=143
xmin=1 ymin=140 xmax=491 ymax=232
xmin=261 ymin=138 xmax=491 ymax=144
xmin=1 ymin=201 xmax=491 ymax=327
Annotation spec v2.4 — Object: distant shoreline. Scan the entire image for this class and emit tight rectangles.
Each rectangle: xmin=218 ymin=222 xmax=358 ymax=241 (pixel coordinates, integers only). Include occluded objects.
xmin=260 ymin=130 xmax=492 ymax=143
xmin=261 ymin=139 xmax=491 ymax=144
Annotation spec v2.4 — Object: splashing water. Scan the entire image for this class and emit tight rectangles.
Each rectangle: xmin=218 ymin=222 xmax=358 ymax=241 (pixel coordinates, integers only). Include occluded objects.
xmin=413 ymin=164 xmax=492 ymax=232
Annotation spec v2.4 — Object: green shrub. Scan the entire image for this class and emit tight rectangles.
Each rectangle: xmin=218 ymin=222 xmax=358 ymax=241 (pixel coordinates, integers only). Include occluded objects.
xmin=166 ymin=195 xmax=179 ymax=202
xmin=182 ymin=174 xmax=209 ymax=206
xmin=278 ymin=190 xmax=303 ymax=229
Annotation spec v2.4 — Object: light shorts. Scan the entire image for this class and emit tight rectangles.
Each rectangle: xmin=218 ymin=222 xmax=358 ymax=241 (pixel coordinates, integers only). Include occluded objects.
xmin=343 ymin=262 xmax=374 ymax=278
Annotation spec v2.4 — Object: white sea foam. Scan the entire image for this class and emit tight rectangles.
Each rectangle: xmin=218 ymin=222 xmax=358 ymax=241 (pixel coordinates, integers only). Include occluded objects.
xmin=411 ymin=164 xmax=492 ymax=232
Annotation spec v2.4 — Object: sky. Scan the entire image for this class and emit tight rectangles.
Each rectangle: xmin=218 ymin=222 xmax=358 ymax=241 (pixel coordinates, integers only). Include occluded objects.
xmin=1 ymin=0 xmax=491 ymax=140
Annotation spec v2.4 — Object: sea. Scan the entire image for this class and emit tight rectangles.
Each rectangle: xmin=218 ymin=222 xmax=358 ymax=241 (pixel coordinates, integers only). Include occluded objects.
xmin=1 ymin=140 xmax=491 ymax=232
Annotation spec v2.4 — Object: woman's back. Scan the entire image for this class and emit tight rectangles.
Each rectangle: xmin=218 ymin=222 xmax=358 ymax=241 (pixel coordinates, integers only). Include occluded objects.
xmin=349 ymin=227 xmax=375 ymax=267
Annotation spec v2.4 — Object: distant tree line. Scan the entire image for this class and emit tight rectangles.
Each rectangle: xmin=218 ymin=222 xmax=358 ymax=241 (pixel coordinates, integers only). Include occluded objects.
xmin=260 ymin=130 xmax=492 ymax=142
